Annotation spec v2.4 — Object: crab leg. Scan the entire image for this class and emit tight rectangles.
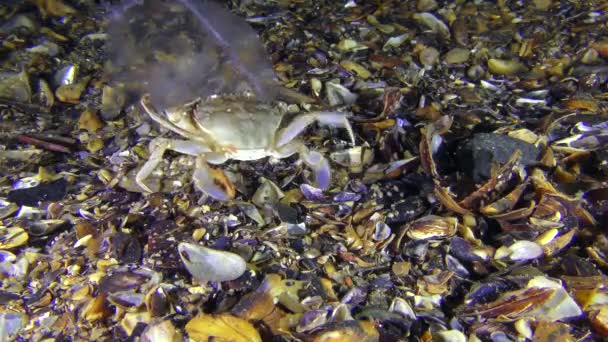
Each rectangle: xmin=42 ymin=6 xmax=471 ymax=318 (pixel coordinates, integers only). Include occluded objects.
xmin=276 ymin=111 xmax=356 ymax=148
xmin=135 ymin=137 xmax=214 ymax=192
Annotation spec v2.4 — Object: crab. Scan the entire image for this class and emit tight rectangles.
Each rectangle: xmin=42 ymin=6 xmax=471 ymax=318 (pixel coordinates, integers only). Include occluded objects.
xmin=135 ymin=92 xmax=356 ymax=201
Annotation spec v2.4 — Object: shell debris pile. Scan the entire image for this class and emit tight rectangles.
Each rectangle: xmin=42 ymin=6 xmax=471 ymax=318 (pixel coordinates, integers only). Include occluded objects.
xmin=0 ymin=0 xmax=607 ymax=340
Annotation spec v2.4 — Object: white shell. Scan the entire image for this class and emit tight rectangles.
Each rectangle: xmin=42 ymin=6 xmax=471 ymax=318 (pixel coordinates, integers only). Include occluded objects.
xmin=178 ymin=243 xmax=247 ymax=282
xmin=505 ymin=240 xmax=544 ymax=261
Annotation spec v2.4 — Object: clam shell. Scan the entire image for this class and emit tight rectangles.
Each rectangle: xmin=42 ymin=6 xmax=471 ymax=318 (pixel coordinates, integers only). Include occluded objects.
xmin=406 ymin=215 xmax=457 ymax=240
xmin=178 ymin=243 xmax=247 ymax=282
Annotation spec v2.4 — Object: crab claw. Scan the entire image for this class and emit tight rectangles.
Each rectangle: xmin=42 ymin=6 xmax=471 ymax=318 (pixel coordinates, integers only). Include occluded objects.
xmin=192 ymin=156 xmax=236 ymax=201
xmin=276 ymin=111 xmax=356 ymax=148
xmin=301 ymin=149 xmax=331 ymax=189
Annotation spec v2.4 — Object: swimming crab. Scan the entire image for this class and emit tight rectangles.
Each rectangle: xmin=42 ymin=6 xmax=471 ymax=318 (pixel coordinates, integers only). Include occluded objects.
xmin=135 ymin=92 xmax=356 ymax=200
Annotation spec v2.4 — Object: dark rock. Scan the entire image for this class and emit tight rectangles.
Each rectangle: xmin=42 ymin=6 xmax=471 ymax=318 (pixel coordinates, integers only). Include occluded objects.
xmin=289 ymin=238 xmax=305 ymax=253
xmin=386 ymin=196 xmax=427 ymax=226
xmin=110 ymin=232 xmax=142 ymax=264
xmin=457 ymin=133 xmax=541 ymax=183
xmin=275 ymin=203 xmax=301 ymax=224
xmin=7 ymin=179 xmax=68 ymax=206
xmin=98 ymin=271 xmax=149 ymax=294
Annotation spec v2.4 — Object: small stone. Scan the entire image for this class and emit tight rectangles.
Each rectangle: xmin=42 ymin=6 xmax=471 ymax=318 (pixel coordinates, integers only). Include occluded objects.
xmin=0 ymin=70 xmax=31 ymax=102
xmin=532 ymin=0 xmax=552 ymax=10
xmin=86 ymin=137 xmax=104 ymax=153
xmin=392 ymin=261 xmax=411 ymax=276
xmin=581 ymin=48 xmax=599 ymax=65
xmin=192 ymin=228 xmax=206 ymax=242
xmin=110 ymin=233 xmax=142 ymax=264
xmin=79 ymin=109 xmax=104 ymax=133
xmin=466 ymin=64 xmax=485 ymax=80
xmin=101 ymin=85 xmax=125 ymax=120
xmin=55 ymin=78 xmax=89 ymax=104
xmin=419 ymin=46 xmax=440 ymax=67
xmin=7 ymin=178 xmax=68 ymax=206
xmin=457 ymin=133 xmax=541 ymax=183
xmin=276 ymin=203 xmax=300 ymax=224
xmin=444 ymin=48 xmax=470 ymax=64
xmin=487 ymin=58 xmax=528 ymax=76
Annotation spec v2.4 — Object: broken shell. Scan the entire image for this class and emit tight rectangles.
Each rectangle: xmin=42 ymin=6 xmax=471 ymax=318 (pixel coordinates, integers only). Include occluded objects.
xmin=340 ymin=60 xmax=372 ymax=79
xmin=141 ymin=320 xmax=182 ymax=342
xmin=121 ymin=312 xmax=151 ymax=336
xmin=26 ymin=219 xmax=68 ymax=236
xmin=461 ymin=276 xmax=582 ymax=322
xmin=311 ymin=78 xmax=322 ymax=97
xmin=178 ymin=242 xmax=247 ymax=282
xmin=300 ymin=184 xmax=325 ymax=201
xmin=373 ymin=222 xmax=391 ymax=241
xmin=0 ymin=200 xmax=19 ymax=220
xmin=55 ymin=77 xmax=90 ymax=104
xmin=330 ymin=146 xmax=374 ymax=173
xmin=480 ymin=182 xmax=528 ymax=216
xmin=367 ymin=15 xmax=394 ymax=34
xmin=413 ymin=12 xmax=450 ymax=40
xmin=38 ymin=79 xmax=54 ymax=108
xmin=27 ymin=40 xmax=61 ymax=56
xmin=0 ymin=227 xmax=29 ymax=249
xmin=52 ymin=64 xmax=77 ymax=87
xmin=0 ymin=313 xmax=26 ymax=339
xmin=383 ymin=33 xmax=409 ymax=50
xmin=337 ymin=38 xmax=368 ymax=52
xmin=325 ymin=81 xmax=358 ymax=106
xmin=495 ymin=240 xmax=544 ymax=261
xmin=252 ymin=178 xmax=284 ymax=207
